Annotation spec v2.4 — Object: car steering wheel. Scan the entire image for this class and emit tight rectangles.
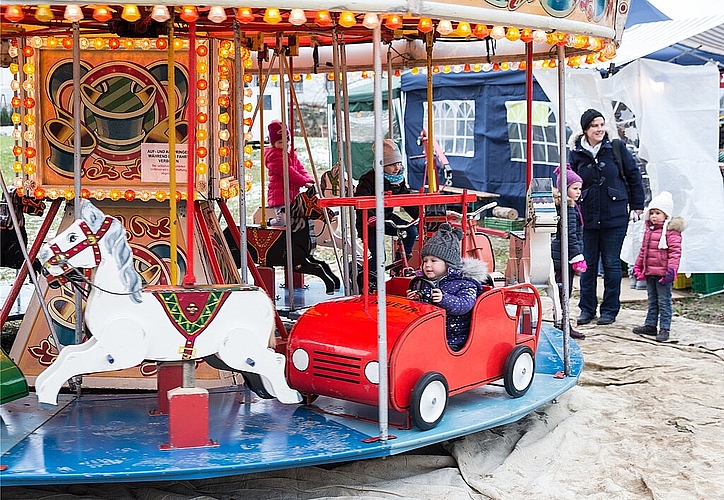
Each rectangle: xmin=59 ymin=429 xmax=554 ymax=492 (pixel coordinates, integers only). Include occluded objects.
xmin=409 ymin=276 xmax=438 ymax=304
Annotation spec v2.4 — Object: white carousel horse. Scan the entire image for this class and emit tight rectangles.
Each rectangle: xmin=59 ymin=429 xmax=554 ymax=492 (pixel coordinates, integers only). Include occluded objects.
xmin=35 ymin=200 xmax=301 ymax=406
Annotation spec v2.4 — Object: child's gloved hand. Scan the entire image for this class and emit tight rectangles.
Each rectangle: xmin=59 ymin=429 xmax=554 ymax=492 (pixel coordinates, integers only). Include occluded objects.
xmin=572 ymin=260 xmax=588 ymax=274
xmin=633 ymin=264 xmax=645 ymax=281
xmin=659 ymin=268 xmax=676 ymax=285
xmin=367 ymin=215 xmax=377 ymax=226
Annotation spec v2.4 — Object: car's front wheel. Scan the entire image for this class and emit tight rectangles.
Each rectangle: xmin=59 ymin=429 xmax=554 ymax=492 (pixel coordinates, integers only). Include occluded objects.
xmin=410 ymin=372 xmax=448 ymax=430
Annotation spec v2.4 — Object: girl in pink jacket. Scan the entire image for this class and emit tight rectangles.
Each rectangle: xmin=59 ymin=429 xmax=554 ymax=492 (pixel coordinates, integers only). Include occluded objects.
xmin=265 ymin=121 xmax=314 ymax=226
xmin=632 ymin=191 xmax=685 ymax=342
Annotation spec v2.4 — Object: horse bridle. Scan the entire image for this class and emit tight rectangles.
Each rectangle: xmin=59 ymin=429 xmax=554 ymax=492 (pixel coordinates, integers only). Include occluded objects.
xmin=46 ymin=216 xmax=113 ymax=274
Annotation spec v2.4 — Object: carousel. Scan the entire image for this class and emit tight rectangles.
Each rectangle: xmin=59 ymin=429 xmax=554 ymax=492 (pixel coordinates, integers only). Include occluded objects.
xmin=1 ymin=0 xmax=627 ymax=486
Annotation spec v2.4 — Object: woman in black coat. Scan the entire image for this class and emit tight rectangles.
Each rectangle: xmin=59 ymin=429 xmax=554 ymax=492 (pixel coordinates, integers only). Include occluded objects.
xmin=568 ymin=109 xmax=645 ymax=326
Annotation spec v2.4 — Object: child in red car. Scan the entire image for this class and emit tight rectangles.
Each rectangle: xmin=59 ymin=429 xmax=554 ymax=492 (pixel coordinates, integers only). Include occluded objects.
xmin=631 ymin=191 xmax=685 ymax=342
xmin=407 ymin=223 xmax=488 ymax=351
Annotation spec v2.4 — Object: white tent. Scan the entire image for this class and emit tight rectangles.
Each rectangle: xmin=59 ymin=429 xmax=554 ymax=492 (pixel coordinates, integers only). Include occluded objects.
xmin=536 ymin=59 xmax=724 ymax=274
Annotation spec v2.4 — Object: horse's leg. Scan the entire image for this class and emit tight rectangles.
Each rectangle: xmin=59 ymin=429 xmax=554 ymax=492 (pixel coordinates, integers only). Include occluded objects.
xmin=296 ymin=260 xmax=336 ymax=294
xmin=218 ymin=328 xmax=301 ymax=404
xmin=35 ymin=338 xmax=98 ymax=402
xmin=311 ymin=255 xmax=341 ymax=289
xmin=36 ymin=318 xmax=146 ymax=405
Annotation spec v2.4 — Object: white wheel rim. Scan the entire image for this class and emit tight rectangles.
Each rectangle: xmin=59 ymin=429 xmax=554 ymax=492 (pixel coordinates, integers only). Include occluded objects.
xmin=419 ymin=380 xmax=447 ymax=423
xmin=513 ymin=352 xmax=534 ymax=391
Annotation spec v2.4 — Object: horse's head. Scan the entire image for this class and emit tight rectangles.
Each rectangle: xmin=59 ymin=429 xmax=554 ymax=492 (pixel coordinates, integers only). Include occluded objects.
xmin=38 ymin=200 xmax=114 ymax=279
xmin=296 ymin=185 xmax=335 ymax=222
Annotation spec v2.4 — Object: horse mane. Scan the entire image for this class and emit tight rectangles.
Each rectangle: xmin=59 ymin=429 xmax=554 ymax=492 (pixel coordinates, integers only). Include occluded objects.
xmin=82 ymin=201 xmax=142 ymax=303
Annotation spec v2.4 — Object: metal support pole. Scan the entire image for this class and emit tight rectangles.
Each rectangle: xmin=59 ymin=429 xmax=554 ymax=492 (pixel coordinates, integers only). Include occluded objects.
xmin=557 ymin=45 xmax=571 ymax=376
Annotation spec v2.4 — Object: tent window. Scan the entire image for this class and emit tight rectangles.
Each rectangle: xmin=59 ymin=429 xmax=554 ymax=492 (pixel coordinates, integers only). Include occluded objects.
xmin=505 ymin=101 xmax=559 ymax=166
xmin=422 ymin=100 xmax=475 ymax=157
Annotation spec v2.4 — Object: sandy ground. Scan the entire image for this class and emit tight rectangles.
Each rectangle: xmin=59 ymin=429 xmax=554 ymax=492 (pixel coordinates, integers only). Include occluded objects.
xmin=4 ymin=283 xmax=724 ymax=499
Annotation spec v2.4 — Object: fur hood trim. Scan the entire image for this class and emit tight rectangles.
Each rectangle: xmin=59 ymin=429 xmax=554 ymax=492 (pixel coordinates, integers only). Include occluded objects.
xmin=460 ymin=257 xmax=489 ymax=282
xmin=666 ymin=216 xmax=686 ymax=233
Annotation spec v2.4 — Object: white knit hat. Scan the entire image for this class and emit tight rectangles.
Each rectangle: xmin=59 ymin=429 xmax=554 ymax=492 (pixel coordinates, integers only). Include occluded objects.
xmin=647 ymin=191 xmax=674 ymax=249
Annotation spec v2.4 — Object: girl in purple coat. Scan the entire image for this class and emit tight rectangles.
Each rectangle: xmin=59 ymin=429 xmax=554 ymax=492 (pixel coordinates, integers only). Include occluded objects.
xmin=406 ymin=223 xmax=489 ymax=351
xmin=265 ymin=121 xmax=314 ymax=226
xmin=632 ymin=191 xmax=685 ymax=342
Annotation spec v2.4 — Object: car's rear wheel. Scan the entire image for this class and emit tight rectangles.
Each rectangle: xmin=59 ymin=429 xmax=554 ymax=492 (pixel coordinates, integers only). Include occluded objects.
xmin=410 ymin=372 xmax=448 ymax=430
xmin=504 ymin=345 xmax=535 ymax=398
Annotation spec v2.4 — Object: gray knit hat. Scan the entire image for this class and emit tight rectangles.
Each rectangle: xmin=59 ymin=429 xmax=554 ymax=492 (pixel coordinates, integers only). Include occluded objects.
xmin=421 ymin=223 xmax=463 ymax=269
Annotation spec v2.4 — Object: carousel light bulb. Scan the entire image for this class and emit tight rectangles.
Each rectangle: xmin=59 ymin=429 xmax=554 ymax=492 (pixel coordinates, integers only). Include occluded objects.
xmin=93 ymin=5 xmax=113 ymax=22
xmin=362 ymin=13 xmax=379 ymax=29
xmin=505 ymin=27 xmax=520 ymax=41
xmin=244 ymin=144 xmax=253 ymax=155
xmin=195 ymin=163 xmax=208 ymax=175
xmin=219 ymin=162 xmax=230 ymax=174
xmin=219 ymin=129 xmax=230 ymax=141
xmin=109 ymin=189 xmax=122 ymax=201
xmin=124 ymin=38 xmax=135 ymax=49
xmin=236 ymin=7 xmax=254 ymax=23
xmin=80 ymin=188 xmax=90 ymax=199
xmin=13 ymin=161 xmax=22 ymax=173
xmin=108 ymin=37 xmax=120 ymax=49
xmin=94 ymin=190 xmax=106 ymax=200
xmin=456 ymin=22 xmax=472 ymax=37
xmin=207 ymin=6 xmax=227 ymax=23
xmin=173 ymin=38 xmax=183 ymax=50
xmin=243 ymin=102 xmax=252 ymax=112
xmin=490 ymin=26 xmax=506 ymax=40
xmin=218 ymin=80 xmax=229 ymax=92
xmin=93 ymin=37 xmax=106 ymax=49
xmin=48 ymin=189 xmax=60 ymax=199
xmin=121 ymin=5 xmax=141 ymax=22
xmin=64 ymin=5 xmax=83 ymax=22
xmin=179 ymin=6 xmax=198 ymax=23
xmin=35 ymin=5 xmax=54 ymax=23
xmin=384 ymin=14 xmax=402 ymax=30
xmin=196 ymin=129 xmax=207 ymax=141
xmin=244 ymin=131 xmax=253 ymax=141
xmin=22 ymin=63 xmax=35 ymax=75
xmin=22 ymin=45 xmax=34 ymax=57
xmin=31 ymin=36 xmax=43 ymax=48
xmin=24 ymin=114 xmax=35 ymax=126
xmin=11 ymin=80 xmax=20 ymax=91
xmin=288 ymin=9 xmax=306 ymax=25
xmin=532 ymin=30 xmax=547 ymax=44
xmin=140 ymin=190 xmax=151 ymax=201
xmin=263 ymin=8 xmax=281 ymax=24
xmin=417 ymin=18 xmax=433 ymax=33
xmin=219 ymin=178 xmax=230 ymax=190
xmin=63 ymin=188 xmax=74 ymax=200
xmin=437 ymin=20 xmax=453 ymax=36
xmin=154 ymin=191 xmax=166 ymax=202
xmin=473 ymin=24 xmax=489 ymax=39
xmin=196 ymin=95 xmax=207 ymax=107
xmin=8 ymin=46 xmax=18 ymax=57
xmin=244 ymin=158 xmax=253 ymax=168
xmin=156 ymin=38 xmax=168 ymax=50
xmin=4 ymin=5 xmax=24 ymax=23
xmin=80 ymin=37 xmax=90 ymax=49
xmin=151 ymin=5 xmax=170 ymax=22
xmin=22 ymin=78 xmax=35 ymax=91
xmin=11 ymin=113 xmax=21 ymax=125
xmin=339 ymin=11 xmax=356 ymax=28
xmin=520 ymin=29 xmax=533 ymax=43
xmin=47 ymin=37 xmax=59 ymax=48
xmin=315 ymin=10 xmax=332 ymax=27
xmin=243 ymin=58 xmax=253 ymax=69
xmin=140 ymin=38 xmax=151 ymax=50
xmin=23 ymin=131 xmax=36 ymax=142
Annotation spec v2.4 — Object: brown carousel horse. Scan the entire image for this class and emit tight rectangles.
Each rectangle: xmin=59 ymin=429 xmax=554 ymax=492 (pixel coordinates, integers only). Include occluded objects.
xmin=224 ymin=185 xmax=341 ymax=294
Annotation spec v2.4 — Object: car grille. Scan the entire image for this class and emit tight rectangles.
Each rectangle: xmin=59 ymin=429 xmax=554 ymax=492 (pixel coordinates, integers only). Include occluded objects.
xmin=311 ymin=351 xmax=362 ymax=384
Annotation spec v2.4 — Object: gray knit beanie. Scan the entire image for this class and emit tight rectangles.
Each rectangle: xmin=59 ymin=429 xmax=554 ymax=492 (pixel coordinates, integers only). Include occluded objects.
xmin=421 ymin=223 xmax=463 ymax=269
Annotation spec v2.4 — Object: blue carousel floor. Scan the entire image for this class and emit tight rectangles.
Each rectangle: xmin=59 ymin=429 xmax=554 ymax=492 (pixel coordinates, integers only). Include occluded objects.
xmin=0 ymin=324 xmax=582 ymax=486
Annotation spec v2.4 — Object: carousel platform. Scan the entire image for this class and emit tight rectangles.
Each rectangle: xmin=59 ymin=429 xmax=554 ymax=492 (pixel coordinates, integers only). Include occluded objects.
xmin=0 ymin=324 xmax=582 ymax=486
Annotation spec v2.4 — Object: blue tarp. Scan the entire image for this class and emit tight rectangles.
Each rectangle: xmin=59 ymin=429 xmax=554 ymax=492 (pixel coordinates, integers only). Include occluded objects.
xmin=401 ymin=71 xmax=551 ymax=214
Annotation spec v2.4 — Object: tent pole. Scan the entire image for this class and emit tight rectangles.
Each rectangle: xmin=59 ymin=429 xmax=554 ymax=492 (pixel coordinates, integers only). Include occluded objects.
xmin=71 ymin=20 xmax=83 ymax=395
xmin=425 ymin=32 xmax=437 ymax=193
